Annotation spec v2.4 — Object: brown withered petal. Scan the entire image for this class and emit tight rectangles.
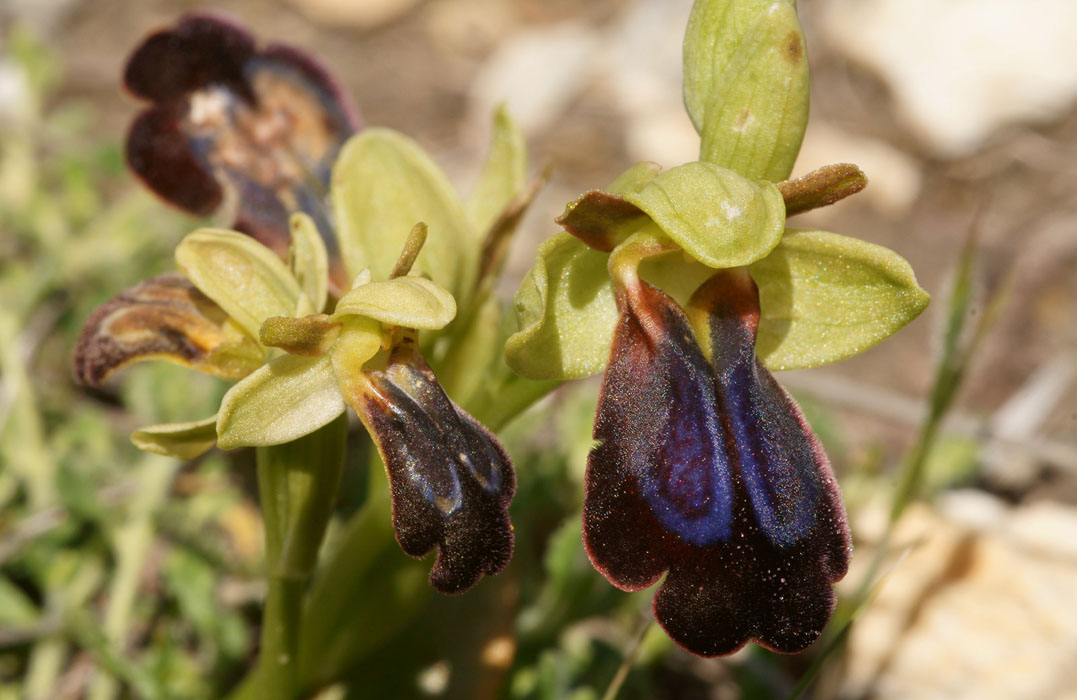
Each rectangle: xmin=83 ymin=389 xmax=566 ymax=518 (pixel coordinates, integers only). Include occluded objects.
xmin=73 ymin=274 xmax=261 ymax=386
xmin=352 ymin=343 xmax=515 ymax=594
xmin=123 ymin=13 xmax=358 ymax=286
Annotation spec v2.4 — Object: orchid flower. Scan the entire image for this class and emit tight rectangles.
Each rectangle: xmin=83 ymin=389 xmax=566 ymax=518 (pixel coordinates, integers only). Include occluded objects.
xmin=74 ymin=13 xmax=532 ymax=593
xmin=505 ymin=0 xmax=930 ymax=655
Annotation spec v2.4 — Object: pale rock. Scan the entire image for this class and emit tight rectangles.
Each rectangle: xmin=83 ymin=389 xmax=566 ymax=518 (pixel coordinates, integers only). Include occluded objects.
xmin=604 ymin=0 xmax=699 ymax=166
xmin=0 ymin=59 xmax=29 ymax=123
xmin=284 ymin=0 xmax=420 ymax=29
xmin=822 ymin=0 xmax=1077 ymax=156
xmin=468 ymin=22 xmax=601 ymax=136
xmin=840 ymin=497 xmax=1077 ymax=699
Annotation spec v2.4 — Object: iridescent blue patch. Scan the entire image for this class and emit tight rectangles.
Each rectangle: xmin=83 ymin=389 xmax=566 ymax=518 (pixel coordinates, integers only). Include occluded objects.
xmin=583 ymin=271 xmax=851 ymax=656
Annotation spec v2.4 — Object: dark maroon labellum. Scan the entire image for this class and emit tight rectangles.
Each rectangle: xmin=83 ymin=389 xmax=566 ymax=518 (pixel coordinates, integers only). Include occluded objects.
xmin=357 ymin=345 xmax=515 ymax=594
xmin=584 ymin=272 xmax=850 ymax=656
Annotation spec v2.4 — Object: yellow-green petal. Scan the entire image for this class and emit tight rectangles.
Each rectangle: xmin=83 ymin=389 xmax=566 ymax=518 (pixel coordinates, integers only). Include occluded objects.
xmin=332 ymin=129 xmax=473 ymax=295
xmin=289 ymin=212 xmax=329 ymax=314
xmin=505 ymin=232 xmax=618 ymax=380
xmin=685 ymin=0 xmax=808 ymax=181
xmin=216 ymin=354 xmax=345 ymax=449
xmin=176 ymin=229 xmax=304 ymax=340
xmin=467 ymin=104 xmax=527 ymax=238
xmin=621 ymin=161 xmax=786 ymax=268
xmin=131 ymin=416 xmax=218 ymax=459
xmin=330 ymin=316 xmax=386 ymax=408
xmin=751 ymin=228 xmax=930 ymax=370
xmin=333 ymin=276 xmax=456 ymax=330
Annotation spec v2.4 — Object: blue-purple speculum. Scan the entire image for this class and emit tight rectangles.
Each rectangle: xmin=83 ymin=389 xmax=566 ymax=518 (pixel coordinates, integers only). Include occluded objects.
xmin=583 ymin=247 xmax=851 ymax=656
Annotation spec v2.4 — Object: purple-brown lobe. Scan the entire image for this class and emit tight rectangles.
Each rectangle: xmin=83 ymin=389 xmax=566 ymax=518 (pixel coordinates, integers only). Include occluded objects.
xmin=354 ymin=345 xmax=515 ymax=594
xmin=583 ymin=272 xmax=851 ymax=656
xmin=73 ymin=274 xmax=260 ymax=386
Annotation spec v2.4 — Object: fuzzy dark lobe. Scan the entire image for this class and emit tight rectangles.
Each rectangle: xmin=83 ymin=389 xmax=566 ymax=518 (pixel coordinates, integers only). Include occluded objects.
xmin=359 ymin=350 xmax=515 ymax=594
xmin=583 ymin=274 xmax=850 ymax=656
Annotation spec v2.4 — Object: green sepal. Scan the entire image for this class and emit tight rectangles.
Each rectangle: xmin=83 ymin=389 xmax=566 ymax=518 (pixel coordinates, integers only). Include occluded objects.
xmin=131 ymin=416 xmax=218 ymax=459
xmin=750 ymin=228 xmax=931 ymax=370
xmin=216 ymin=354 xmax=346 ymax=449
xmin=333 ymin=276 xmax=456 ymax=331
xmin=621 ymin=161 xmax=786 ymax=268
xmin=289 ymin=213 xmax=329 ymax=314
xmin=332 ymin=129 xmax=474 ymax=297
xmin=685 ymin=0 xmax=808 ymax=181
xmin=505 ymin=232 xmax=618 ymax=380
xmin=467 ymin=104 xmax=527 ymax=238
xmin=176 ymin=229 xmax=305 ymax=341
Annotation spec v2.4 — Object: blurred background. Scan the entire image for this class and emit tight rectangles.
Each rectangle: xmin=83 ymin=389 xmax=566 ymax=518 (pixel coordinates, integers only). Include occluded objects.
xmin=1 ymin=0 xmax=1075 ymax=698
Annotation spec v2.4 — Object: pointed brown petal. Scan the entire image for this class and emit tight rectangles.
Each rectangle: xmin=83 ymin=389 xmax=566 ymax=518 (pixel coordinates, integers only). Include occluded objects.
xmin=556 ymin=190 xmax=649 ymax=252
xmin=123 ymin=13 xmax=359 ymax=285
xmin=73 ymin=274 xmax=262 ymax=386
xmin=353 ymin=346 xmax=515 ymax=594
xmin=778 ymin=163 xmax=867 ymax=217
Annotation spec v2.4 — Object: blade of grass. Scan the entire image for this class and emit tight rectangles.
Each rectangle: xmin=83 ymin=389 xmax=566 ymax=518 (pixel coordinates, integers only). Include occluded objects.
xmin=87 ymin=455 xmax=177 ymax=700
xmin=788 ymin=547 xmax=911 ymax=700
xmin=791 ymin=213 xmax=1013 ymax=699
xmin=601 ymin=617 xmax=655 ymax=700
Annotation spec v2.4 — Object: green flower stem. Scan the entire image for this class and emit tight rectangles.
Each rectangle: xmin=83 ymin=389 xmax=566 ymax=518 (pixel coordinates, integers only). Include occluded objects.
xmin=296 ymin=450 xmax=430 ymax=694
xmin=255 ymin=414 xmax=347 ymax=700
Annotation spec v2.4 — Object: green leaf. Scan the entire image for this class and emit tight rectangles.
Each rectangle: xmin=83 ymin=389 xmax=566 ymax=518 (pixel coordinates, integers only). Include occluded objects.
xmin=750 ymin=229 xmax=930 ymax=370
xmin=333 ymin=276 xmax=457 ymax=330
xmin=131 ymin=415 xmax=218 ymax=459
xmin=216 ymin=355 xmax=345 ymax=449
xmin=332 ymin=129 xmax=474 ymax=296
xmin=621 ymin=161 xmax=786 ymax=267
xmin=684 ymin=0 xmax=808 ymax=181
xmin=505 ymin=233 xmax=618 ymax=380
xmin=467 ymin=104 xmax=527 ymax=237
xmin=0 ymin=575 xmax=39 ymax=626
xmin=176 ymin=229 xmax=304 ymax=340
xmin=289 ymin=213 xmax=329 ymax=314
